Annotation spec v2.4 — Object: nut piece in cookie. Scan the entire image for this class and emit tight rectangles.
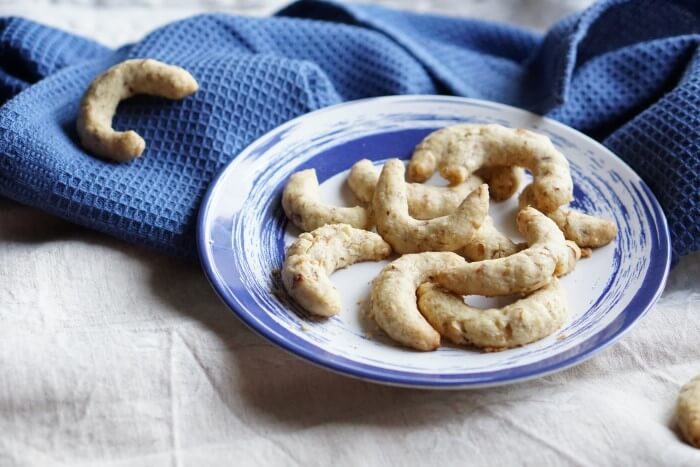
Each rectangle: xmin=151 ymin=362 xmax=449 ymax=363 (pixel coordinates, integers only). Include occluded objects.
xmin=282 ymin=224 xmax=391 ymax=317
xmin=77 ymin=59 xmax=198 ymax=162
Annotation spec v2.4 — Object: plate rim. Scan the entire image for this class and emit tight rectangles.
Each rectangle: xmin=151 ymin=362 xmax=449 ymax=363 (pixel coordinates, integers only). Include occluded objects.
xmin=196 ymin=95 xmax=672 ymax=389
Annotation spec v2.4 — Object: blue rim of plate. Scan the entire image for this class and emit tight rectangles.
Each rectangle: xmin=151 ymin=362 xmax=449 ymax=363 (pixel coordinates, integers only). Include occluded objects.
xmin=197 ymin=95 xmax=671 ymax=389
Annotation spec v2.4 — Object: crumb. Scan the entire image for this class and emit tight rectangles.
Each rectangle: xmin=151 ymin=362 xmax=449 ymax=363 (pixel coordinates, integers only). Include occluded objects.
xmin=580 ymin=248 xmax=592 ymax=258
xmin=557 ymin=334 xmax=567 ymax=340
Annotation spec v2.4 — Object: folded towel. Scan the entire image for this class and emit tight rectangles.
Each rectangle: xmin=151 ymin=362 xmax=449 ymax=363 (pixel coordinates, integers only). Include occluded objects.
xmin=0 ymin=0 xmax=697 ymax=261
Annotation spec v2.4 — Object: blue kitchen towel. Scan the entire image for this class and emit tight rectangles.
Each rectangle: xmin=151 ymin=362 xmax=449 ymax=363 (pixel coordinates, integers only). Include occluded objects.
xmin=0 ymin=0 xmax=697 ymax=260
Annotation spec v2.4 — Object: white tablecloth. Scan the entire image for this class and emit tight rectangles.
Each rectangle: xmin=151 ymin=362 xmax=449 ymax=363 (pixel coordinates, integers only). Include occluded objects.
xmin=1 ymin=1 xmax=698 ymax=465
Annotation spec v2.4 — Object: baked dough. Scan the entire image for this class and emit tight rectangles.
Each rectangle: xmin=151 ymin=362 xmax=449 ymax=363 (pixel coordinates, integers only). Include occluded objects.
xmin=282 ymin=224 xmax=391 ymax=317
xmin=371 ymin=252 xmax=464 ymax=351
xmin=437 ymin=207 xmax=581 ymax=296
xmin=282 ymin=169 xmax=372 ymax=231
xmin=348 ymin=158 xmax=482 ymax=219
xmin=519 ymin=184 xmax=617 ymax=248
xmin=372 ymin=159 xmax=488 ymax=254
xmin=677 ymin=375 xmax=700 ymax=448
xmin=77 ymin=59 xmax=198 ymax=162
xmin=408 ymin=124 xmax=573 ymax=212
xmin=417 ymin=279 xmax=567 ymax=351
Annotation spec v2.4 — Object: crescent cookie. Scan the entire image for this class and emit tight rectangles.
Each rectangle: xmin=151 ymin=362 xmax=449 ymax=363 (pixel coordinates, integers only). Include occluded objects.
xmin=417 ymin=279 xmax=568 ymax=351
xmin=408 ymin=124 xmax=573 ymax=212
xmin=436 ymin=207 xmax=581 ymax=296
xmin=372 ymin=159 xmax=489 ymax=254
xmin=282 ymin=169 xmax=372 ymax=232
xmin=282 ymin=224 xmax=391 ymax=317
xmin=677 ymin=375 xmax=700 ymax=448
xmin=77 ymin=59 xmax=198 ymax=162
xmin=407 ymin=127 xmax=523 ymax=202
xmin=347 ymin=158 xmax=483 ymax=219
xmin=371 ymin=252 xmax=465 ymax=351
xmin=519 ymin=184 xmax=618 ymax=248
xmin=348 ymin=159 xmax=517 ymax=259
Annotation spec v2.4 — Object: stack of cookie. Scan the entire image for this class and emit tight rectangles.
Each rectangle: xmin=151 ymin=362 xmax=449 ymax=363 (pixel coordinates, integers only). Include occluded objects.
xmin=280 ymin=124 xmax=617 ymax=352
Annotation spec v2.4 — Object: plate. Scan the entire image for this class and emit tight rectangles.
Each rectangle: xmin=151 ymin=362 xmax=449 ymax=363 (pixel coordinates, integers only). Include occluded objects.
xmin=197 ymin=96 xmax=671 ymax=389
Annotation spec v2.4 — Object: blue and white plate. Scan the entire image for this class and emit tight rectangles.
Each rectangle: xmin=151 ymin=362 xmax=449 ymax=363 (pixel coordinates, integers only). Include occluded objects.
xmin=198 ymin=96 xmax=671 ymax=389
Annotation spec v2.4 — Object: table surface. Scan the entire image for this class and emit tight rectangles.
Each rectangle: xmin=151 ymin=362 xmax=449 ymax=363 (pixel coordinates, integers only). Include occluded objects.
xmin=0 ymin=1 xmax=698 ymax=466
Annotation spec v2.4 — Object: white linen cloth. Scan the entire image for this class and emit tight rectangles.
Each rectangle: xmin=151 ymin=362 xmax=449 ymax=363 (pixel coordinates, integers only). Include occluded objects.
xmin=0 ymin=1 xmax=698 ymax=465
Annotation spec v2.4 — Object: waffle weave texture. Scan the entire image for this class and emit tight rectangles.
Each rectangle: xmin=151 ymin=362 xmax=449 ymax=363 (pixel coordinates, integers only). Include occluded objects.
xmin=0 ymin=0 xmax=697 ymax=260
